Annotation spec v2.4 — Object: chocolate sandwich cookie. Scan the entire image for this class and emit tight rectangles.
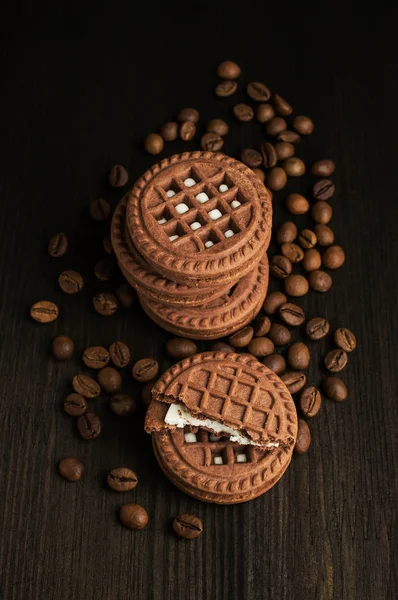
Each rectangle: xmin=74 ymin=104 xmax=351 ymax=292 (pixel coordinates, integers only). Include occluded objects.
xmin=112 ymin=197 xmax=232 ymax=306
xmin=138 ymin=254 xmax=269 ymax=340
xmin=145 ymin=352 xmax=297 ymax=503
xmin=126 ymin=151 xmax=272 ymax=286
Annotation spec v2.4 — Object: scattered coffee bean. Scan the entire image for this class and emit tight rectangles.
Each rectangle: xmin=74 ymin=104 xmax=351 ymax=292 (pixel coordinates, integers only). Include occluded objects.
xmin=177 ymin=108 xmax=199 ymax=123
xmin=30 ymin=300 xmax=59 ymax=323
xmin=277 ymin=130 xmax=301 ymax=144
xmin=252 ymin=315 xmax=271 ymax=337
xmin=311 ymin=201 xmax=332 ymax=224
xmin=247 ymin=336 xmax=274 ymax=358
xmin=274 ymin=141 xmax=295 ymax=160
xmin=241 ymin=148 xmax=262 ymax=168
xmin=281 ymin=372 xmax=307 ymax=394
xmin=334 ymin=328 xmax=356 ymax=352
xmin=160 ymin=121 xmax=178 ymax=142
xmin=211 ymin=341 xmax=235 ymax=352
xmin=302 ymin=249 xmax=322 ymax=272
xmin=311 ymin=159 xmax=335 ymax=177
xmin=98 ymin=367 xmax=122 ymax=394
xmin=120 ymin=503 xmax=148 ymax=530
xmin=273 ymin=94 xmax=292 ymax=116
xmin=207 ymin=119 xmax=229 ymax=136
xmin=58 ymin=458 xmax=85 ymax=482
xmin=93 ymin=292 xmax=119 ymax=316
xmin=263 ymin=291 xmax=287 ymax=315
xmin=90 ymin=198 xmax=111 ymax=221
xmin=72 ymin=374 xmax=101 ymax=398
xmin=299 ymin=387 xmax=322 ymax=417
xmin=141 ymin=383 xmax=153 ymax=407
xmin=292 ymin=115 xmax=314 ymax=135
xmin=116 ymin=284 xmax=136 ymax=308
xmin=281 ymin=243 xmax=304 ymax=263
xmin=276 ymin=222 xmax=297 ymax=244
xmin=322 ymin=245 xmax=345 ymax=269
xmin=58 ymin=270 xmax=84 ymax=294
xmin=103 ymin=235 xmax=113 ymax=254
xmin=109 ymin=342 xmax=130 ymax=368
xmin=233 ymin=104 xmax=254 ymax=122
xmin=265 ymin=117 xmax=287 ymax=136
xmin=252 ymin=168 xmax=265 ymax=182
xmin=94 ymin=257 xmax=116 ymax=281
xmin=108 ymin=164 xmax=128 ymax=188
xmin=282 ymin=157 xmax=306 ymax=177
xmin=110 ymin=394 xmax=138 ymax=416
xmin=322 ymin=376 xmax=348 ymax=402
xmin=217 ymin=60 xmax=241 ymax=79
xmin=261 ymin=142 xmax=277 ymax=168
xmin=173 ymin=513 xmax=203 ymax=540
xmin=314 ymin=224 xmax=334 ymax=247
xmin=201 ymin=132 xmax=224 ymax=151
xmin=266 ymin=167 xmax=287 ymax=191
xmin=287 ymin=342 xmax=310 ymax=370
xmin=180 ymin=121 xmax=196 ymax=141
xmin=166 ymin=338 xmax=198 ymax=360
xmin=107 ymin=467 xmax=138 ymax=492
xmin=262 ymin=353 xmax=286 ymax=375
xmin=268 ymin=323 xmax=291 ymax=346
xmin=279 ymin=303 xmax=305 ymax=326
xmin=294 ymin=419 xmax=311 ymax=453
xmin=313 ymin=179 xmax=335 ymax=201
xmin=247 ymin=82 xmax=271 ymax=102
xmin=298 ymin=229 xmax=317 ymax=249
xmin=228 ymin=326 xmax=254 ymax=348
xmin=270 ymin=255 xmax=292 ymax=279
xmin=308 ymin=270 xmax=332 ymax=292
xmin=215 ymin=80 xmax=238 ymax=97
xmin=132 ymin=358 xmax=159 ymax=382
xmin=64 ymin=393 xmax=87 ymax=416
xmin=306 ymin=317 xmax=330 ymax=340
xmin=52 ymin=335 xmax=75 ymax=361
xmin=286 ymin=193 xmax=309 ymax=215
xmin=284 ymin=274 xmax=309 ymax=297
xmin=256 ymin=103 xmax=275 ymax=123
xmin=48 ymin=232 xmax=68 ymax=258
xmin=324 ymin=349 xmax=348 ymax=372
xmin=77 ymin=412 xmax=102 ymax=440
xmin=144 ymin=133 xmax=164 ymax=155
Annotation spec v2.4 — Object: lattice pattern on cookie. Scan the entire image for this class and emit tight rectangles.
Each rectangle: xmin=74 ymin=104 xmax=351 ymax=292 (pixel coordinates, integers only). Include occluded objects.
xmin=181 ymin=427 xmax=254 ymax=466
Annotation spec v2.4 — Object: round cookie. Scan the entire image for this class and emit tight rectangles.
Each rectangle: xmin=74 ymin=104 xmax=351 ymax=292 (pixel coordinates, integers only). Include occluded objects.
xmin=126 ymin=151 xmax=273 ymax=286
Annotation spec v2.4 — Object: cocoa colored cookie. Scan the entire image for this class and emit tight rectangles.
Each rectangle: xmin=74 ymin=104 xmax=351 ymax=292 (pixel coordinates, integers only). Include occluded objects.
xmin=145 ymin=352 xmax=298 ymax=503
xmin=126 ymin=151 xmax=272 ymax=286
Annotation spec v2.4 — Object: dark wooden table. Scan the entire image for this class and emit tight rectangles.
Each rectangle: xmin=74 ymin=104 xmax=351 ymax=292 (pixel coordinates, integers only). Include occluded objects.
xmin=1 ymin=7 xmax=397 ymax=600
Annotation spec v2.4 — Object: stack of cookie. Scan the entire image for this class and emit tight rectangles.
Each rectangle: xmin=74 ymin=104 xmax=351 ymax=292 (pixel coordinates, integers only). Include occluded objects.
xmin=111 ymin=151 xmax=272 ymax=340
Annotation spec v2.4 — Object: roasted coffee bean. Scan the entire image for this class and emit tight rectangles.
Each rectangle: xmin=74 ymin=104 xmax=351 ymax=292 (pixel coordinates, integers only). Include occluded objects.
xmin=265 ymin=117 xmax=287 ymax=136
xmin=94 ymin=257 xmax=116 ymax=281
xmin=306 ymin=317 xmax=330 ymax=340
xmin=324 ymin=349 xmax=348 ymax=372
xmin=286 ymin=193 xmax=309 ymax=215
xmin=166 ymin=338 xmax=198 ymax=360
xmin=298 ymin=229 xmax=317 ymax=249
xmin=262 ymin=353 xmax=286 ymax=375
xmin=311 ymin=201 xmax=332 ymax=224
xmin=252 ymin=315 xmax=271 ymax=336
xmin=322 ymin=376 xmax=347 ymax=402
xmin=108 ymin=164 xmax=128 ymax=187
xmin=160 ymin=121 xmax=178 ymax=141
xmin=282 ymin=157 xmax=306 ymax=177
xmin=261 ymin=142 xmax=277 ymax=168
xmin=263 ymin=291 xmax=287 ymax=315
xmin=281 ymin=243 xmax=304 ymax=263
xmin=207 ymin=119 xmax=229 ymax=136
xmin=311 ymin=159 xmax=335 ymax=177
xmin=201 ymin=132 xmax=224 ymax=151
xmin=141 ymin=383 xmax=153 ymax=407
xmin=93 ymin=292 xmax=119 ymax=316
xmin=109 ymin=342 xmax=130 ymax=368
xmin=302 ymin=249 xmax=322 ymax=272
xmin=308 ymin=270 xmax=332 ymax=292
xmin=233 ymin=103 xmax=254 ymax=122
xmin=90 ymin=198 xmax=111 ymax=221
xmin=247 ymin=82 xmax=271 ymax=102
xmin=103 ymin=235 xmax=113 ymax=254
xmin=299 ymin=386 xmax=322 ymax=417
xmin=64 ymin=393 xmax=87 ymax=416
xmin=334 ymin=328 xmax=356 ymax=352
xmin=52 ymin=335 xmax=74 ymax=361
xmin=247 ymin=336 xmax=275 ymax=358
xmin=281 ymin=372 xmax=307 ymax=394
xmin=279 ymin=303 xmax=305 ymax=326
xmin=276 ymin=222 xmax=297 ymax=244
xmin=48 ymin=232 xmax=68 ymax=258
xmin=252 ymin=168 xmax=265 ymax=182
xmin=180 ymin=121 xmax=196 ymax=141
xmin=116 ymin=284 xmax=136 ymax=308
xmin=287 ymin=342 xmax=310 ymax=370
xmin=322 ymin=245 xmax=345 ymax=270
xmin=293 ymin=115 xmax=314 ymax=135
xmin=98 ymin=367 xmax=122 ymax=394
xmin=144 ymin=133 xmax=164 ymax=155
xmin=313 ymin=179 xmax=335 ymax=200
xmin=110 ymin=394 xmax=138 ymax=416
xmin=277 ymin=130 xmax=301 ymax=144
xmin=266 ymin=167 xmax=287 ymax=191
xmin=228 ymin=326 xmax=254 ymax=348
xmin=211 ymin=341 xmax=235 ymax=352
xmin=107 ymin=467 xmax=138 ymax=492
xmin=77 ymin=412 xmax=102 ymax=440
xmin=217 ymin=60 xmax=241 ymax=79
xmin=72 ymin=374 xmax=101 ymax=398
xmin=58 ymin=458 xmax=85 ymax=482
xmin=58 ymin=270 xmax=84 ymax=294
xmin=284 ymin=274 xmax=309 ymax=297
xmin=268 ymin=323 xmax=291 ymax=346
xmin=270 ymin=255 xmax=292 ymax=279
xmin=120 ymin=503 xmax=149 ymax=530
xmin=177 ymin=108 xmax=200 ymax=123
xmin=30 ymin=301 xmax=59 ymax=323
xmin=215 ymin=80 xmax=238 ymax=97
xmin=294 ymin=419 xmax=311 ymax=453
xmin=273 ymin=94 xmax=292 ymax=116
xmin=275 ymin=141 xmax=295 ymax=160
xmin=314 ymin=224 xmax=334 ymax=246
xmin=132 ymin=358 xmax=159 ymax=382
xmin=173 ymin=513 xmax=203 ymax=540
xmin=256 ymin=103 xmax=275 ymax=123
xmin=241 ymin=149 xmax=262 ymax=168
